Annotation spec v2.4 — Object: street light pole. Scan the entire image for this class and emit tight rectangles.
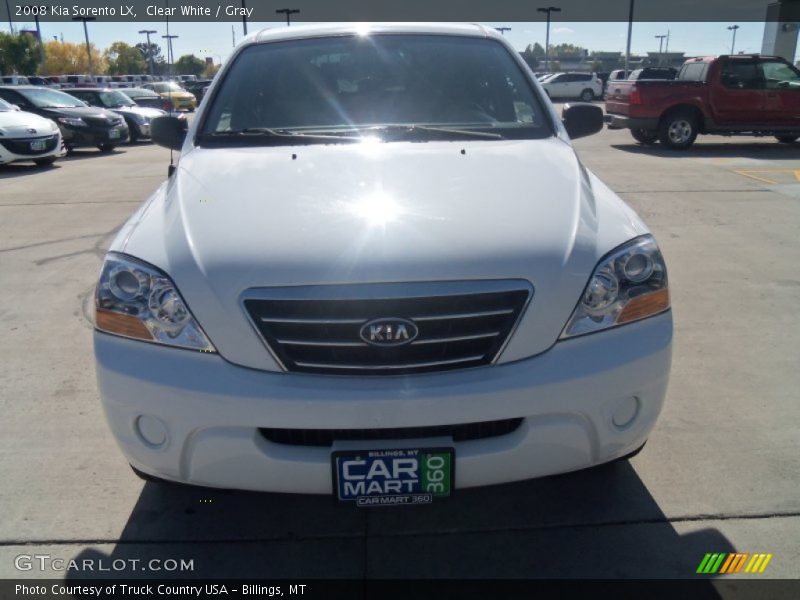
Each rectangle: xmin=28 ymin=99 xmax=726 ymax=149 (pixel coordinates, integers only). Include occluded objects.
xmin=4 ymin=0 xmax=13 ymax=34
xmin=138 ymin=29 xmax=157 ymax=76
xmin=72 ymin=16 xmax=96 ymax=75
xmin=275 ymin=8 xmax=299 ymax=26
xmin=655 ymin=34 xmax=666 ymax=65
xmin=727 ymin=25 xmax=739 ymax=54
xmin=624 ymin=0 xmax=635 ymax=77
xmin=241 ymin=0 xmax=247 ymax=35
xmin=537 ymin=6 xmax=561 ymax=72
xmin=162 ymin=34 xmax=178 ymax=76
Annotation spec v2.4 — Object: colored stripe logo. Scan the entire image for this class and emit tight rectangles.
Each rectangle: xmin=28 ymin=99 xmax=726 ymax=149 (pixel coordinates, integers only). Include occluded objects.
xmin=697 ymin=553 xmax=772 ymax=574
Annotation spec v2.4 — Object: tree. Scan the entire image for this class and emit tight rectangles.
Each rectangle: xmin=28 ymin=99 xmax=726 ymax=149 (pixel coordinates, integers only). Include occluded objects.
xmin=520 ymin=43 xmax=546 ymax=70
xmin=0 ymin=32 xmax=40 ymax=75
xmin=43 ymin=40 xmax=106 ymax=74
xmin=135 ymin=41 xmax=166 ymax=73
xmin=203 ymin=62 xmax=221 ymax=79
xmin=174 ymin=54 xmax=205 ymax=76
xmin=105 ymin=41 xmax=146 ymax=75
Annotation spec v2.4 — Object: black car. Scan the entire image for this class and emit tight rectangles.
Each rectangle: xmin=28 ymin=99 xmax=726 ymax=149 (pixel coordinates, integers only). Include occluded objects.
xmin=121 ymin=87 xmax=171 ymax=111
xmin=183 ymin=79 xmax=212 ymax=102
xmin=0 ymin=86 xmax=129 ymax=152
xmin=66 ymin=88 xmax=167 ymax=142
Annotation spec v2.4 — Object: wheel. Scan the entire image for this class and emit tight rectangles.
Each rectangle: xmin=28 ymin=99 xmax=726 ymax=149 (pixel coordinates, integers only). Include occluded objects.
xmin=97 ymin=143 xmax=116 ymax=153
xmin=658 ymin=111 xmax=698 ymax=149
xmin=630 ymin=129 xmax=659 ymax=145
xmin=579 ymin=89 xmax=594 ymax=102
xmin=775 ymin=135 xmax=799 ymax=144
xmin=34 ymin=156 xmax=57 ymax=166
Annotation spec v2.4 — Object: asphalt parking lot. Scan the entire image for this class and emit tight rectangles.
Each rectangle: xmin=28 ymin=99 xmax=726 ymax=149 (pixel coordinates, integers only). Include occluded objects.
xmin=1 ymin=110 xmax=799 ymax=581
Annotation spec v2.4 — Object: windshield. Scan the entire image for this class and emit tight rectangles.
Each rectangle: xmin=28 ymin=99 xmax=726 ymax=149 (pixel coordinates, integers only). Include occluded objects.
xmin=98 ymin=90 xmax=135 ymax=107
xmin=153 ymin=82 xmax=184 ymax=93
xmin=200 ymin=34 xmax=552 ymax=144
xmin=21 ymin=88 xmax=86 ymax=108
xmin=0 ymin=98 xmax=12 ymax=111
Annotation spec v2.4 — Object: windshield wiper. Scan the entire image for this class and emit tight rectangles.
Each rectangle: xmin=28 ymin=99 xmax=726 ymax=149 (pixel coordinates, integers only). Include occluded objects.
xmin=336 ymin=124 xmax=504 ymax=140
xmin=205 ymin=127 xmax=361 ymax=142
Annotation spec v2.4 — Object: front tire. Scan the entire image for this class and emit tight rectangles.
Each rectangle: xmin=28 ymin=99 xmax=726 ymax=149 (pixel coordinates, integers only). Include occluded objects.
xmin=658 ymin=111 xmax=698 ymax=150
xmin=97 ymin=143 xmax=116 ymax=153
xmin=34 ymin=156 xmax=57 ymax=166
xmin=776 ymin=135 xmax=799 ymax=144
xmin=580 ymin=89 xmax=594 ymax=102
xmin=630 ymin=129 xmax=659 ymax=145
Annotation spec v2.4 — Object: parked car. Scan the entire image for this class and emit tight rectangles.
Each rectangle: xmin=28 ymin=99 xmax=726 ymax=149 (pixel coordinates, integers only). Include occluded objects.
xmin=182 ymin=79 xmax=213 ymax=103
xmin=627 ymin=67 xmax=677 ymax=81
xmin=0 ymin=97 xmax=64 ymax=166
xmin=540 ymin=72 xmax=603 ymax=101
xmin=27 ymin=76 xmax=54 ymax=87
xmin=120 ymin=87 xmax=172 ymax=111
xmin=95 ymin=23 xmax=671 ymax=501
xmin=604 ymin=69 xmax=629 ymax=96
xmin=0 ymin=86 xmax=129 ymax=152
xmin=143 ymin=81 xmax=197 ymax=111
xmin=66 ymin=88 xmax=167 ymax=142
xmin=605 ymin=55 xmax=800 ymax=148
xmin=64 ymin=74 xmax=94 ymax=88
xmin=0 ymin=75 xmax=30 ymax=86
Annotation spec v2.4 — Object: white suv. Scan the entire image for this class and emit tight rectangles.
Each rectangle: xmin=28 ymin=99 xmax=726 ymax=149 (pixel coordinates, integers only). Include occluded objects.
xmin=541 ymin=72 xmax=603 ymax=101
xmin=94 ymin=24 xmax=671 ymax=505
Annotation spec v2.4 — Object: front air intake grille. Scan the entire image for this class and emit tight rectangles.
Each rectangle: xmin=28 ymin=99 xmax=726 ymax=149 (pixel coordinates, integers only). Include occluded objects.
xmin=244 ymin=281 xmax=532 ymax=375
xmin=0 ymin=134 xmax=58 ymax=155
xmin=259 ymin=418 xmax=524 ymax=447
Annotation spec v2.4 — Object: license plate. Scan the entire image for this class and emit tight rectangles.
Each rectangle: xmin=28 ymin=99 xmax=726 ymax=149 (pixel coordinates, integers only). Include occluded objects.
xmin=332 ymin=447 xmax=454 ymax=506
xmin=109 ymin=129 xmax=121 ymax=139
xmin=30 ymin=140 xmax=47 ymax=151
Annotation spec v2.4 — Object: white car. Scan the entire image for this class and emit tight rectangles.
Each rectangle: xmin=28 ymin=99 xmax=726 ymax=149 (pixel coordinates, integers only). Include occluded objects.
xmin=0 ymin=98 xmax=63 ymax=166
xmin=94 ymin=23 xmax=672 ymax=504
xmin=541 ymin=72 xmax=603 ymax=101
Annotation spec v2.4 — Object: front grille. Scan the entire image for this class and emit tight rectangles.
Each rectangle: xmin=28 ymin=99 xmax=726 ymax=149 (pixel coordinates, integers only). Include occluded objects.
xmin=259 ymin=418 xmax=524 ymax=447
xmin=83 ymin=116 xmax=123 ymax=128
xmin=0 ymin=134 xmax=58 ymax=156
xmin=244 ymin=281 xmax=531 ymax=375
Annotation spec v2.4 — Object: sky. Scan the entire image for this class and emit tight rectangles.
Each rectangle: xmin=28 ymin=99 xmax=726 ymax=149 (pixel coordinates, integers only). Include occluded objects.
xmin=1 ymin=20 xmax=785 ymax=65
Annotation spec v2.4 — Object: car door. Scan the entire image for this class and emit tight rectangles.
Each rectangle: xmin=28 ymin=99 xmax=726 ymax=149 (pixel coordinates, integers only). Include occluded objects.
xmin=760 ymin=59 xmax=800 ymax=127
xmin=545 ymin=74 xmax=568 ymax=97
xmin=711 ymin=58 xmax=766 ymax=125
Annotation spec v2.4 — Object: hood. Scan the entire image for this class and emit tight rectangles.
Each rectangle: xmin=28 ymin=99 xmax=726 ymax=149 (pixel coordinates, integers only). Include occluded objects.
xmin=121 ymin=137 xmax=647 ymax=371
xmin=111 ymin=105 xmax=165 ymax=119
xmin=0 ymin=109 xmax=58 ymax=137
xmin=38 ymin=105 xmax=120 ymax=121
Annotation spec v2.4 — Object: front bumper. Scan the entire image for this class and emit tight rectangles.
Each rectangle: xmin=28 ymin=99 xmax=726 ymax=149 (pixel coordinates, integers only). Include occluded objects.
xmin=604 ymin=113 xmax=659 ymax=131
xmin=0 ymin=133 xmax=63 ymax=164
xmin=95 ymin=311 xmax=672 ymax=494
xmin=60 ymin=124 xmax=129 ymax=147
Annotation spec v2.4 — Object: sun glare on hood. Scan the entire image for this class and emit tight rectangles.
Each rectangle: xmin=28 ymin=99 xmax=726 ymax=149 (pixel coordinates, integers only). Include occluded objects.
xmin=348 ymin=190 xmax=403 ymax=227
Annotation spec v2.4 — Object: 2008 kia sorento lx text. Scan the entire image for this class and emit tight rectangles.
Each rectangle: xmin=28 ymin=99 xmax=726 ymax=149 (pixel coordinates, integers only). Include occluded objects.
xmin=94 ymin=24 xmax=672 ymax=505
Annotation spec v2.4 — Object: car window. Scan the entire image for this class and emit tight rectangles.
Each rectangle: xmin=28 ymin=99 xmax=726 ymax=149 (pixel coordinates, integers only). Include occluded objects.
xmin=99 ymin=90 xmax=135 ymax=107
xmin=678 ymin=62 xmax=708 ymax=82
xmin=0 ymin=97 xmax=13 ymax=111
xmin=70 ymin=92 xmax=94 ymax=104
xmin=0 ymin=89 xmax=25 ymax=105
xmin=761 ymin=61 xmax=800 ymax=89
xmin=18 ymin=88 xmax=87 ymax=108
xmin=720 ymin=60 xmax=762 ymax=89
xmin=200 ymin=35 xmax=551 ymax=143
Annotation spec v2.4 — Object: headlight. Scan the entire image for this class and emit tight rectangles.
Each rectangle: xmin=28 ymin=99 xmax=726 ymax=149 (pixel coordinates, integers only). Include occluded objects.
xmin=561 ymin=235 xmax=669 ymax=338
xmin=58 ymin=117 xmax=87 ymax=127
xmin=95 ymin=253 xmax=216 ymax=352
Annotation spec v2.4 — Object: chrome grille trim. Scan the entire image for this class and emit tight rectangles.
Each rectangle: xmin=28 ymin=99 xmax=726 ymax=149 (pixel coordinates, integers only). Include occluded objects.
xmin=294 ymin=355 xmax=486 ymax=371
xmin=242 ymin=280 xmax=533 ymax=376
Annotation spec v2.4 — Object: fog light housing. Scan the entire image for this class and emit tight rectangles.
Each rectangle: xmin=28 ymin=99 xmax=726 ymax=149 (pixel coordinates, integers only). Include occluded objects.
xmin=135 ymin=415 xmax=168 ymax=448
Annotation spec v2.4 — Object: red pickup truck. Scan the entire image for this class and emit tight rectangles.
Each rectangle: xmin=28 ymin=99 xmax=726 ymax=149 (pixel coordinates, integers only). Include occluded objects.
xmin=605 ymin=55 xmax=800 ymax=149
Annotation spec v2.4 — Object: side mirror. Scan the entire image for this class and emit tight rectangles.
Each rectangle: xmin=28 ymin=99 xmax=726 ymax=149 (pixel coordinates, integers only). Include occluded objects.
xmin=151 ymin=115 xmax=187 ymax=151
xmin=11 ymin=104 xmax=21 ymax=111
xmin=561 ymin=102 xmax=604 ymax=140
